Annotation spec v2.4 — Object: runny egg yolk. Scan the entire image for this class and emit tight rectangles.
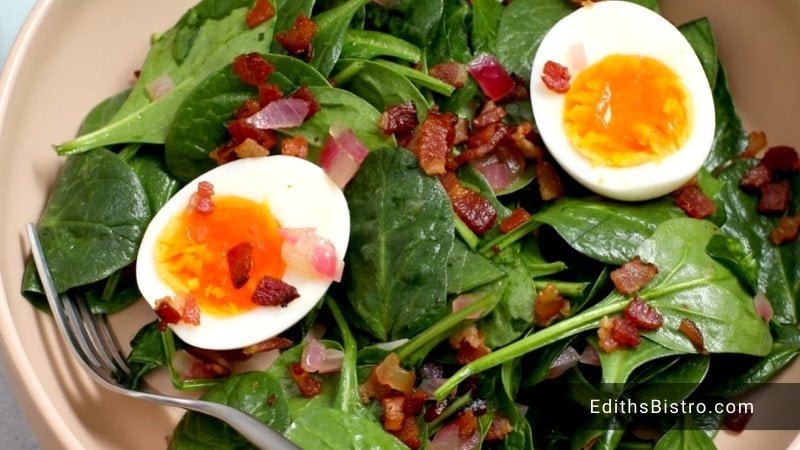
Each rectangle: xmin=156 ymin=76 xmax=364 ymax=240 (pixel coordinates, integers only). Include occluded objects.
xmin=563 ymin=54 xmax=691 ymax=167
xmin=154 ymin=196 xmax=285 ymax=316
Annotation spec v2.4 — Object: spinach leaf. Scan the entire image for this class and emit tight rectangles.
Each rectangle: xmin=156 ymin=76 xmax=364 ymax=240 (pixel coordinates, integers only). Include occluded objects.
xmin=627 ymin=0 xmax=660 ymax=12
xmin=496 ymin=0 xmax=574 ymax=81
xmin=426 ymin=0 xmax=472 ymax=66
xmin=535 ymin=197 xmax=683 ymax=265
xmin=591 ymin=337 xmax=682 ymax=385
xmin=446 ymin=238 xmax=506 ymax=295
xmin=471 ymin=0 xmax=503 ymax=54
xmin=520 ymin=337 xmax=575 ymax=387
xmin=171 ymin=0 xmax=254 ymax=63
xmin=77 ymin=89 xmax=132 ymax=136
xmin=128 ymin=148 xmax=180 ymax=215
xmin=272 ymin=0 xmax=316 ymax=53
xmin=22 ymin=149 xmax=149 ymax=296
xmin=630 ymin=355 xmax=709 ymax=404
xmin=56 ymin=2 xmax=275 ymax=155
xmin=345 ymin=148 xmax=454 ymax=340
xmin=310 ymin=0 xmax=371 ymax=76
xmin=714 ymin=161 xmax=799 ymax=324
xmin=364 ymin=0 xmax=444 ymax=48
xmin=654 ymin=419 xmax=716 ymax=450
xmin=340 ymin=29 xmax=422 ymax=63
xmin=169 ymin=372 xmax=291 ymax=450
xmin=119 ymin=321 xmax=166 ymax=389
xmin=84 ymin=282 xmax=142 ymax=315
xmin=679 ymin=19 xmax=718 ymax=87
xmin=370 ymin=59 xmax=456 ymax=96
xmin=265 ymin=342 xmax=339 ymax=417
xmin=708 ymin=337 xmax=800 ymax=398
xmin=705 ymin=233 xmax=759 ymax=292
xmin=336 ymin=59 xmax=430 ymax=118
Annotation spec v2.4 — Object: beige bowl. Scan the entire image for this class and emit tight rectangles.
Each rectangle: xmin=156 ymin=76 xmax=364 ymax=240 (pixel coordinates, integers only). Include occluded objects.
xmin=0 ymin=0 xmax=798 ymax=449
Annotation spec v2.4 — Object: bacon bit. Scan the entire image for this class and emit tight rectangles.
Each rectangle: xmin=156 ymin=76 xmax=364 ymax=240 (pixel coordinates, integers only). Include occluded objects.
xmin=597 ymin=316 xmax=619 ymax=353
xmin=189 ymin=181 xmax=215 ymax=215
xmin=761 ymin=146 xmax=800 ymax=172
xmin=429 ymin=61 xmax=469 ymax=88
xmin=624 ymin=297 xmax=663 ymax=330
xmin=758 ymin=181 xmax=792 ymax=214
xmin=232 ymin=53 xmax=275 ymax=86
xmin=280 ymin=135 xmax=309 ymax=158
xmin=275 ymin=14 xmax=317 ymax=60
xmin=453 ymin=118 xmax=470 ymax=146
xmin=251 ymin=276 xmax=300 ymax=307
xmin=535 ymin=284 xmax=567 ymax=327
xmin=440 ymin=173 xmax=497 ymax=235
xmin=500 ymin=207 xmax=532 ymax=234
xmin=611 ymin=256 xmax=659 ymax=295
xmin=770 ymin=214 xmax=800 ymax=245
xmin=226 ymin=242 xmax=254 ymax=289
xmin=473 ymin=101 xmax=507 ymax=129
xmin=678 ymin=318 xmax=707 ymax=354
xmin=242 ymin=336 xmax=293 ymax=356
xmin=404 ymin=389 xmax=428 ymax=415
xmin=374 ymin=353 xmax=416 ymax=394
xmin=381 ymin=395 xmax=406 ymax=431
xmin=673 ymin=183 xmax=716 ymax=219
xmin=155 ymin=297 xmax=182 ymax=327
xmin=535 ymin=158 xmax=565 ymax=201
xmin=227 ymin=118 xmax=278 ymax=148
xmin=391 ymin=416 xmax=422 ymax=450
xmin=245 ymin=0 xmax=276 ymax=28
xmin=378 ymin=101 xmax=419 ymax=136
xmin=181 ymin=295 xmax=201 ymax=325
xmin=457 ymin=123 xmax=509 ymax=164
xmin=508 ymin=122 xmax=543 ymax=159
xmin=413 ymin=108 xmax=457 ymax=175
xmin=234 ymin=98 xmax=263 ymax=119
xmin=611 ymin=317 xmax=640 ymax=347
xmin=233 ymin=138 xmax=269 ymax=158
xmin=155 ymin=294 xmax=200 ymax=329
xmin=289 ymin=362 xmax=322 ymax=397
xmin=541 ymin=60 xmax=571 ymax=93
xmin=209 ymin=142 xmax=237 ymax=165
xmin=258 ymin=83 xmax=284 ymax=106
xmin=740 ymin=164 xmax=772 ymax=191
xmin=449 ymin=325 xmax=491 ymax=365
xmin=456 ymin=410 xmax=478 ymax=439
xmin=485 ymin=414 xmax=514 ymax=441
xmin=288 ymin=87 xmax=319 ymax=119
xmin=739 ymin=131 xmax=768 ymax=159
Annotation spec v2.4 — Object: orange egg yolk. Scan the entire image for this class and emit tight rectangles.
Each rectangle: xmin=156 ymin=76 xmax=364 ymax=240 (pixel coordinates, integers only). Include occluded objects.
xmin=563 ymin=54 xmax=691 ymax=167
xmin=154 ymin=196 xmax=285 ymax=317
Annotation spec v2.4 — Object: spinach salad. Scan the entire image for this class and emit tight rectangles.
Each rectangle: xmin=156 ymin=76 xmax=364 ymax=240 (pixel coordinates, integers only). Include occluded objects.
xmin=21 ymin=0 xmax=800 ymax=449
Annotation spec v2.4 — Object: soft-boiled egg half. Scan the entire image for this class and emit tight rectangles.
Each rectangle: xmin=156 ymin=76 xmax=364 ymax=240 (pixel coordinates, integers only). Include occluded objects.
xmin=136 ymin=156 xmax=349 ymax=350
xmin=530 ymin=1 xmax=715 ymax=201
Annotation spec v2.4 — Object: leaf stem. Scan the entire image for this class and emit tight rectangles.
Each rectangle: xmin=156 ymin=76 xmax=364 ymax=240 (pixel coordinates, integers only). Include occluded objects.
xmin=427 ymin=392 xmax=472 ymax=436
xmin=161 ymin=328 xmax=219 ymax=391
xmin=454 ymin=216 xmax=480 ymax=250
xmin=331 ymin=60 xmax=366 ymax=86
xmin=433 ymin=301 xmax=626 ymax=400
xmin=372 ymin=60 xmax=455 ymax=96
xmin=327 ymin=297 xmax=360 ymax=414
xmin=537 ymin=279 xmax=590 ymax=298
xmin=478 ymin=219 xmax=541 ymax=256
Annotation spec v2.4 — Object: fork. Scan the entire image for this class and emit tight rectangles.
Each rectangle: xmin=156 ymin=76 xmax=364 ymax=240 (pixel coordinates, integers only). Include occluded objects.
xmin=26 ymin=224 xmax=300 ymax=450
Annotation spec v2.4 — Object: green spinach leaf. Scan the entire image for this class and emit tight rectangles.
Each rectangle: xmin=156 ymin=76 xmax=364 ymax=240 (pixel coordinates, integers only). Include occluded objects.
xmin=471 ymin=0 xmax=503 ymax=54
xmin=364 ymin=0 xmax=444 ymax=48
xmin=426 ymin=0 xmax=472 ymax=66
xmin=341 ymin=29 xmax=422 ymax=63
xmin=128 ymin=148 xmax=180 ymax=215
xmin=272 ymin=0 xmax=316 ymax=53
xmin=119 ymin=321 xmax=166 ymax=389
xmin=336 ymin=59 xmax=430 ymax=118
xmin=345 ymin=147 xmax=455 ymax=340
xmin=446 ymin=239 xmax=506 ymax=295
xmin=310 ymin=0 xmax=371 ymax=76
xmin=679 ymin=19 xmax=718 ymax=87
xmin=591 ymin=337 xmax=682 ymax=385
xmin=77 ymin=89 xmax=132 ymax=136
xmin=654 ymin=419 xmax=716 ymax=450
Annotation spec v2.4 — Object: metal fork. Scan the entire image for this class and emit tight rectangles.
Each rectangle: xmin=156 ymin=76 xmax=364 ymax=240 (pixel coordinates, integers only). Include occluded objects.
xmin=26 ymin=224 xmax=300 ymax=450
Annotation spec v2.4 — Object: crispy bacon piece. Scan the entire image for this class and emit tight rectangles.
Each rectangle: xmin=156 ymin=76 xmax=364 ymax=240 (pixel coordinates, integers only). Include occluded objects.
xmin=541 ymin=60 xmax=571 ymax=93
xmin=181 ymin=296 xmax=201 ymax=325
xmin=761 ymin=146 xmax=800 ymax=172
xmin=429 ymin=61 xmax=469 ymax=88
xmin=251 ymin=276 xmax=299 ymax=306
xmin=485 ymin=414 xmax=514 ymax=441
xmin=227 ymin=118 xmax=278 ymax=148
xmin=740 ymin=164 xmax=772 ymax=191
xmin=155 ymin=297 xmax=182 ymax=327
xmin=535 ymin=284 xmax=567 ymax=327
xmin=440 ymin=173 xmax=498 ymax=235
xmin=456 ymin=410 xmax=478 ymax=439
xmin=457 ymin=123 xmax=509 ymax=164
xmin=232 ymin=53 xmax=275 ymax=86
xmin=189 ymin=181 xmax=215 ymax=215
xmin=758 ymin=181 xmax=792 ymax=214
xmin=449 ymin=325 xmax=491 ymax=365
xmin=382 ymin=395 xmax=406 ymax=431
xmin=673 ymin=183 xmax=716 ymax=219
xmin=290 ymin=86 xmax=320 ymax=118
xmin=258 ymin=83 xmax=284 ymax=106
xmin=242 ymin=336 xmax=294 ymax=356
xmin=770 ymin=215 xmax=800 ymax=245
xmin=233 ymin=138 xmax=269 ymax=158
xmin=155 ymin=294 xmax=200 ymax=329
xmin=611 ymin=256 xmax=659 ymax=295
xmin=500 ymin=207 xmax=532 ymax=233
xmin=597 ymin=316 xmax=619 ymax=353
xmin=624 ymin=297 xmax=663 ymax=330
xmin=246 ymin=0 xmax=276 ymax=28
xmin=227 ymin=242 xmax=254 ymax=289
xmin=275 ymin=14 xmax=317 ymax=60
xmin=280 ymin=135 xmax=309 ymax=159
xmin=502 ymin=74 xmax=530 ymax=102
xmin=379 ymin=101 xmax=419 ymax=136
xmin=611 ymin=317 xmax=640 ymax=347
xmin=679 ymin=318 xmax=707 ymax=354
xmin=391 ymin=416 xmax=422 ymax=450
xmin=535 ymin=159 xmax=565 ymax=201
xmin=739 ymin=130 xmax=767 ymax=159
xmin=508 ymin=121 xmax=543 ymax=159
xmin=234 ymin=98 xmax=263 ymax=119
xmin=453 ymin=118 xmax=470 ymax=146
xmin=473 ymin=101 xmax=507 ymax=129
xmin=414 ymin=109 xmax=457 ymax=175
xmin=289 ymin=362 xmax=322 ymax=397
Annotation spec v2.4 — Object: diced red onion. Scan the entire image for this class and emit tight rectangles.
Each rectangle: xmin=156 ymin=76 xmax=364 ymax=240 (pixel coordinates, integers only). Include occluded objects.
xmin=569 ymin=43 xmax=587 ymax=73
xmin=234 ymin=349 xmax=281 ymax=374
xmin=429 ymin=421 xmax=480 ymax=450
xmin=300 ymin=337 xmax=344 ymax=374
xmin=546 ymin=346 xmax=580 ymax=380
xmin=318 ymin=348 xmax=344 ymax=373
xmin=245 ymin=98 xmax=310 ymax=129
xmin=466 ymin=53 xmax=515 ymax=101
xmin=303 ymin=322 xmax=327 ymax=342
xmin=452 ymin=294 xmax=482 ymax=319
xmin=579 ymin=345 xmax=600 ymax=366
xmin=374 ymin=338 xmax=410 ymax=351
xmin=146 ymin=74 xmax=175 ymax=100
xmin=418 ymin=377 xmax=447 ymax=396
xmin=319 ymin=125 xmax=369 ymax=188
xmin=471 ymin=147 xmax=525 ymax=193
xmin=754 ymin=292 xmax=774 ymax=322
xmin=278 ymin=227 xmax=344 ymax=282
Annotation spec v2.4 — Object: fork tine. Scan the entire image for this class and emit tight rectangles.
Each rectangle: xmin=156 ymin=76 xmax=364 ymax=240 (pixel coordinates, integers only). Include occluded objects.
xmin=80 ymin=298 xmax=132 ymax=376
xmin=74 ymin=294 xmax=119 ymax=373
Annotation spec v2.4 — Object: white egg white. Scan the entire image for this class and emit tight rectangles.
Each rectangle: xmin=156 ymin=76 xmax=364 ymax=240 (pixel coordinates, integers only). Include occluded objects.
xmin=136 ymin=156 xmax=350 ymax=350
xmin=530 ymin=0 xmax=715 ymax=201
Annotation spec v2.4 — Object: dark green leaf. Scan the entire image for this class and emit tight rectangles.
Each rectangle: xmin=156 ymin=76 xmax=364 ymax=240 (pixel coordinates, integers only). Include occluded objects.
xmin=285 ymin=408 xmax=406 ymax=449
xmin=708 ymin=340 xmax=800 ymax=397
xmin=77 ymin=89 xmax=132 ymax=136
xmin=337 ymin=59 xmax=430 ymax=118
xmin=119 ymin=321 xmax=166 ymax=389
xmin=345 ymin=148 xmax=454 ymax=340
xmin=446 ymin=239 xmax=506 ymax=295
xmin=654 ymin=419 xmax=716 ymax=450
xmin=592 ymin=337 xmax=682 ymax=385
xmin=630 ymin=355 xmax=709 ymax=404
xmin=340 ymin=29 xmax=421 ymax=62
xmin=705 ymin=65 xmax=748 ymax=171
xmin=364 ymin=0 xmax=444 ymax=48
xmin=705 ymin=233 xmax=759 ymax=292
xmin=679 ymin=18 xmax=718 ymax=88
xmin=310 ymin=0 xmax=371 ymax=76
xmin=478 ymin=247 xmax=536 ymax=348
xmin=471 ymin=0 xmax=503 ymax=54
xmin=128 ymin=148 xmax=180 ymax=215
xmin=426 ymin=0 xmax=472 ymax=66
